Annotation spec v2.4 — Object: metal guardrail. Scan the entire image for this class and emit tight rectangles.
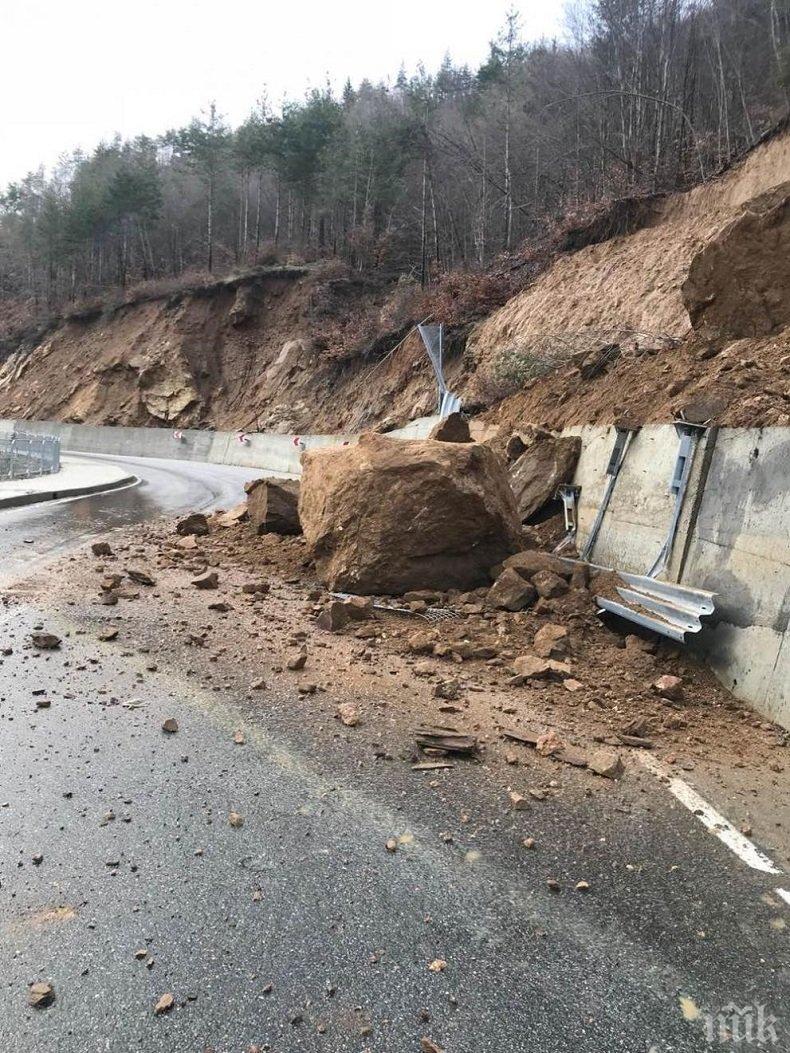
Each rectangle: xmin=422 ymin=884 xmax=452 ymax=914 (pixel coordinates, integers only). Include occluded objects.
xmin=0 ymin=432 xmax=61 ymax=481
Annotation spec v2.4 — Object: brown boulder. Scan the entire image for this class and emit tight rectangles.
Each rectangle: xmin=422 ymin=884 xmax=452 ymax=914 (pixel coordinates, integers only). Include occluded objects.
xmin=245 ymin=478 xmax=301 ymax=535
xmin=428 ymin=413 xmax=471 ymax=443
xmin=299 ymin=433 xmax=521 ymax=595
xmin=487 ymin=568 xmax=537 ymax=611
xmin=507 ymin=427 xmax=581 ymax=521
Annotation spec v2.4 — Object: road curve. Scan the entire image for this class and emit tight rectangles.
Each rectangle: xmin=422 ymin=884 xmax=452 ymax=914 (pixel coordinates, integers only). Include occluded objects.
xmin=0 ymin=452 xmax=253 ymax=584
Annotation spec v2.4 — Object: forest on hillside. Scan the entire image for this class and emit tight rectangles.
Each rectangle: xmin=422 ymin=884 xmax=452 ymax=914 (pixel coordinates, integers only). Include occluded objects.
xmin=1 ymin=0 xmax=789 ymax=316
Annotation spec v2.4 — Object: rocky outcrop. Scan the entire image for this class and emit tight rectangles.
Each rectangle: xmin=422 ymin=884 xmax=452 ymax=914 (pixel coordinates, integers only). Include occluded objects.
xmin=507 ymin=427 xmax=581 ymax=521
xmin=299 ymin=433 xmax=521 ymax=594
xmin=245 ymin=478 xmax=301 ymax=535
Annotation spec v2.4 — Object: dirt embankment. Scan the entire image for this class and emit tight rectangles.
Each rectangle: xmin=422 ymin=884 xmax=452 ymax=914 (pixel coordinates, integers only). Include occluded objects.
xmin=2 ymin=125 xmax=790 ymax=433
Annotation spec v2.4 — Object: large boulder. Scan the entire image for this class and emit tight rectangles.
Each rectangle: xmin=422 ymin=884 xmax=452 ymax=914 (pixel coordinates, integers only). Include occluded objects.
xmin=299 ymin=433 xmax=521 ymax=595
xmin=245 ymin=478 xmax=301 ymax=535
xmin=507 ymin=427 xmax=581 ymax=521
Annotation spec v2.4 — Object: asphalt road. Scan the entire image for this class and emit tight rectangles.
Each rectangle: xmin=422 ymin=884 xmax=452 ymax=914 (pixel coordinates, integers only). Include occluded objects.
xmin=0 ymin=455 xmax=787 ymax=1053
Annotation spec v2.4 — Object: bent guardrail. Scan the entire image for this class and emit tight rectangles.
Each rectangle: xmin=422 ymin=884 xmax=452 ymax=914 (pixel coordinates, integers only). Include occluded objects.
xmin=0 ymin=432 xmax=61 ymax=480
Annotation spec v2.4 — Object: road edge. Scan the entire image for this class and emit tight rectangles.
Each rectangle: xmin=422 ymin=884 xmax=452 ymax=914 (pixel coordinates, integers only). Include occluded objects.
xmin=0 ymin=473 xmax=139 ymax=511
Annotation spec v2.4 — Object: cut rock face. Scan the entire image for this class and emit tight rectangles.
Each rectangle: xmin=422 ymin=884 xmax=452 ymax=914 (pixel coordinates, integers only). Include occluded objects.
xmin=245 ymin=478 xmax=301 ymax=535
xmin=506 ymin=426 xmax=581 ymax=521
xmin=299 ymin=432 xmax=521 ymax=595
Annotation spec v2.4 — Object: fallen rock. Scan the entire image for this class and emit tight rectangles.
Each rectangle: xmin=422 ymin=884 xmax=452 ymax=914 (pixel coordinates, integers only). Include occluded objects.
xmin=127 ymin=568 xmax=155 ymax=586
xmin=192 ymin=572 xmax=219 ymax=590
xmin=428 ymin=412 xmax=471 ymax=443
xmin=316 ymin=601 xmax=351 ymax=632
xmin=176 ymin=513 xmax=209 ymax=536
xmin=245 ymin=478 xmax=301 ymax=535
xmin=30 ymin=632 xmax=61 ymax=650
xmin=161 ymin=718 xmax=179 ymax=734
xmin=512 ymin=655 xmax=571 ymax=680
xmin=501 ymin=550 xmax=572 ymax=581
xmin=507 ymin=427 xmax=581 ymax=521
xmin=27 ymin=982 xmax=55 ymax=1008
xmin=653 ymin=674 xmax=683 ymax=701
xmin=533 ymin=623 xmax=569 ymax=658
xmin=228 ymin=811 xmax=244 ymax=828
xmin=487 ymin=568 xmax=537 ymax=611
xmin=336 ymin=702 xmax=360 ymax=727
xmin=532 ymin=569 xmax=569 ymax=599
xmin=154 ymin=992 xmax=175 ymax=1015
xmin=287 ymin=647 xmax=307 ymax=671
xmin=215 ymin=502 xmax=248 ymax=528
xmin=588 ymin=750 xmax=624 ymax=779
xmin=508 ymin=791 xmax=529 ymax=811
xmin=300 ymin=433 xmax=520 ymax=594
xmin=91 ymin=541 xmax=113 ymax=556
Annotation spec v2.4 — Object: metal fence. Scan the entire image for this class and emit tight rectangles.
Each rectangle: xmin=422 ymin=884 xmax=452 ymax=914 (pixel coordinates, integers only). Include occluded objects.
xmin=0 ymin=432 xmax=61 ymax=481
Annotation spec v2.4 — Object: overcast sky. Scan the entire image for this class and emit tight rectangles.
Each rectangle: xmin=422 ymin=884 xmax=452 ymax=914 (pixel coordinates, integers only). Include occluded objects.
xmin=0 ymin=0 xmax=566 ymax=190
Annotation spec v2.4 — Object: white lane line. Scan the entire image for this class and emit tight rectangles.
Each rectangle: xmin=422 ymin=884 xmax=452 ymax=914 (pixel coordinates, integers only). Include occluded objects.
xmin=637 ymin=752 xmax=782 ymax=875
xmin=776 ymin=888 xmax=790 ymax=907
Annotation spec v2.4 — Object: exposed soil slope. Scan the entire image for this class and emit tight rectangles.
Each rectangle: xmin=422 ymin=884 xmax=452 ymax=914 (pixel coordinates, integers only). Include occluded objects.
xmin=1 ymin=126 xmax=790 ymax=432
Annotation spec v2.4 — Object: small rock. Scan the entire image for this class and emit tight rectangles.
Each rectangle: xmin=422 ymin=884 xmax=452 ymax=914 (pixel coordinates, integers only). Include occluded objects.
xmin=161 ymin=718 xmax=179 ymax=734
xmin=532 ymin=569 xmax=569 ymax=599
xmin=91 ymin=541 xmax=113 ymax=556
xmin=176 ymin=513 xmax=209 ymax=536
xmin=286 ymin=648 xmax=307 ymax=671
xmin=508 ymin=791 xmax=529 ymax=811
xmin=153 ymin=992 xmax=175 ymax=1015
xmin=30 ymin=632 xmax=61 ymax=650
xmin=653 ymin=674 xmax=683 ymax=701
xmin=487 ymin=568 xmax=537 ymax=612
xmin=588 ymin=750 xmax=624 ymax=779
xmin=233 ymin=730 xmax=246 ymax=745
xmin=27 ymin=982 xmax=55 ymax=1008
xmin=337 ymin=702 xmax=359 ymax=727
xmin=229 ymin=811 xmax=244 ymax=828
xmin=427 ymin=959 xmax=446 ymax=973
xmin=98 ymin=628 xmax=119 ymax=642
xmin=533 ymin=623 xmax=569 ymax=659
xmin=126 ymin=568 xmax=155 ymax=586
xmin=192 ymin=572 xmax=219 ymax=590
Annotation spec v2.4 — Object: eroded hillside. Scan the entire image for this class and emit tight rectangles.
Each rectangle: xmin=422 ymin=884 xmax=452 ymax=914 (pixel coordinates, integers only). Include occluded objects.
xmin=2 ymin=124 xmax=790 ymax=433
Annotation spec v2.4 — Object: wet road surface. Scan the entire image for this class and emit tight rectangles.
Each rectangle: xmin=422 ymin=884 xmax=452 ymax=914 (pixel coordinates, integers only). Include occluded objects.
xmin=0 ymin=452 xmax=253 ymax=585
xmin=0 ymin=455 xmax=787 ymax=1052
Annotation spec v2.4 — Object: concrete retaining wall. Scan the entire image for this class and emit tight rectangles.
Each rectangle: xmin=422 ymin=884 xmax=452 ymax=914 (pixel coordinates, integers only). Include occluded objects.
xmin=572 ymin=424 xmax=789 ymax=728
xmin=0 ymin=417 xmax=441 ymax=478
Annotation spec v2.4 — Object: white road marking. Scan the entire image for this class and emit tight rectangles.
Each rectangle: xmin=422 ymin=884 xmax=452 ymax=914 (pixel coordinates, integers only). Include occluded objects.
xmin=776 ymin=888 xmax=790 ymax=907
xmin=637 ymin=753 xmax=782 ymax=875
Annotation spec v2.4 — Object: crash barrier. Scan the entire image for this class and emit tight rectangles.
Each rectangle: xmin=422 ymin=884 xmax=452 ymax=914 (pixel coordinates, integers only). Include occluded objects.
xmin=0 ymin=416 xmax=441 ymax=478
xmin=0 ymin=431 xmax=61 ymax=481
xmin=569 ymin=425 xmax=789 ymax=729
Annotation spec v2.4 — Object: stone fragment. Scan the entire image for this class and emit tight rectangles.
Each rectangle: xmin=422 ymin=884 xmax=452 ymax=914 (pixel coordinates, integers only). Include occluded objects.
xmin=192 ymin=572 xmax=219 ymax=590
xmin=588 ymin=751 xmax=624 ymax=779
xmin=176 ymin=513 xmax=209 ymax=536
xmin=487 ymin=568 xmax=537 ymax=612
xmin=428 ymin=412 xmax=471 ymax=443
xmin=27 ymin=982 xmax=55 ymax=1008
xmin=653 ymin=674 xmax=683 ymax=701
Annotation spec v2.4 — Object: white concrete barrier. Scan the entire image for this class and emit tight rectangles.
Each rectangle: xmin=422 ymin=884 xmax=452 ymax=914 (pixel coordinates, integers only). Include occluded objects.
xmin=572 ymin=424 xmax=790 ymax=728
xmin=0 ymin=416 xmax=441 ymax=478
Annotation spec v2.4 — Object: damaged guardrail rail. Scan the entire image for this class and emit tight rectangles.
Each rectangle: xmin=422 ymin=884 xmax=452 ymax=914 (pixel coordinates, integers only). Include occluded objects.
xmin=0 ymin=431 xmax=61 ymax=481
